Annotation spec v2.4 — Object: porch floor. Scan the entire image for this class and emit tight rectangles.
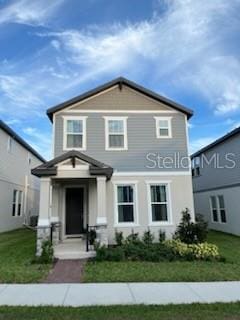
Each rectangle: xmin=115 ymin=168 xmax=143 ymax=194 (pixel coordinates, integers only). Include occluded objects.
xmin=54 ymin=239 xmax=96 ymax=260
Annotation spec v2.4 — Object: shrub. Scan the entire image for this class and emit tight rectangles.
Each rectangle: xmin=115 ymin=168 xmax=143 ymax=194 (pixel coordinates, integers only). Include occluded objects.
xmin=115 ymin=230 xmax=124 ymax=246
xmin=95 ymin=245 xmax=125 ymax=261
xmin=142 ymin=230 xmax=154 ymax=245
xmin=37 ymin=240 xmax=53 ymax=264
xmin=125 ymin=231 xmax=141 ymax=245
xmin=159 ymin=230 xmax=166 ymax=242
xmin=164 ymin=240 xmax=220 ymax=261
xmin=174 ymin=208 xmax=208 ymax=244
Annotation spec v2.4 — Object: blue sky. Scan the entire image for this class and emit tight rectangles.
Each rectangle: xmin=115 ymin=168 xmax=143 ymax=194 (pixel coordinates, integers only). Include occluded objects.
xmin=0 ymin=0 xmax=240 ymax=159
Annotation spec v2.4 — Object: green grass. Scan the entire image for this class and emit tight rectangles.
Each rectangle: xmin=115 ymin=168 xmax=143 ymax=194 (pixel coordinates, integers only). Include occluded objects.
xmin=0 ymin=228 xmax=50 ymax=283
xmin=84 ymin=231 xmax=240 ymax=282
xmin=1 ymin=303 xmax=240 ymax=320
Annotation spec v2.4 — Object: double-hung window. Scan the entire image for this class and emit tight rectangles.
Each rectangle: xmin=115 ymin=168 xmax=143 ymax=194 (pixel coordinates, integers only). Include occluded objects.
xmin=12 ymin=190 xmax=23 ymax=217
xmin=64 ymin=117 xmax=87 ymax=150
xmin=210 ymin=195 xmax=227 ymax=223
xmin=148 ymin=183 xmax=171 ymax=224
xmin=115 ymin=184 xmax=137 ymax=225
xmin=105 ymin=117 xmax=128 ymax=150
xmin=155 ymin=117 xmax=172 ymax=138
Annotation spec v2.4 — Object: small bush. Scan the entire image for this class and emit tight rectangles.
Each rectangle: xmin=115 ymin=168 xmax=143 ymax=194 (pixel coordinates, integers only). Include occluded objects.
xmin=174 ymin=208 xmax=208 ymax=244
xmin=95 ymin=245 xmax=125 ymax=261
xmin=165 ymin=240 xmax=220 ymax=261
xmin=159 ymin=230 xmax=166 ymax=242
xmin=115 ymin=231 xmax=124 ymax=246
xmin=35 ymin=240 xmax=53 ymax=264
xmin=125 ymin=231 xmax=141 ymax=245
xmin=142 ymin=230 xmax=154 ymax=245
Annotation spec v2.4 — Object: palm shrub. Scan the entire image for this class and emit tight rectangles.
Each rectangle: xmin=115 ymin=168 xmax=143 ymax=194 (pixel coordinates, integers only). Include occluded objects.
xmin=142 ymin=229 xmax=154 ymax=245
xmin=115 ymin=230 xmax=124 ymax=246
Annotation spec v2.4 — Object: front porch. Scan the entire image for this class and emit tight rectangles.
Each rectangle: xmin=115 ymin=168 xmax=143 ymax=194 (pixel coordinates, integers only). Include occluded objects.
xmin=32 ymin=150 xmax=113 ymax=258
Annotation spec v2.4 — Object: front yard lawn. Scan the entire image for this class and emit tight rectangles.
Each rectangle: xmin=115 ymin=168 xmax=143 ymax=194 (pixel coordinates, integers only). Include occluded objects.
xmin=1 ymin=303 xmax=240 ymax=320
xmin=0 ymin=228 xmax=51 ymax=283
xmin=83 ymin=231 xmax=240 ymax=282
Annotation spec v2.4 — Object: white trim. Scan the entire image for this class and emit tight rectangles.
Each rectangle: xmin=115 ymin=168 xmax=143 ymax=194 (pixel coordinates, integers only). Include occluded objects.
xmin=38 ymin=219 xmax=51 ymax=227
xmin=113 ymin=181 xmax=139 ymax=227
xmin=63 ymin=116 xmax=87 ymax=151
xmin=154 ymin=116 xmax=172 ymax=138
xmin=209 ymin=194 xmax=227 ymax=224
xmin=62 ymin=109 xmax=178 ymax=114
xmin=146 ymin=181 xmax=173 ymax=226
xmin=104 ymin=116 xmax=128 ymax=151
xmin=52 ymin=113 xmax=56 ymax=157
xmin=12 ymin=189 xmax=23 ymax=217
xmin=96 ymin=217 xmax=107 ymax=225
xmin=113 ymin=171 xmax=191 ymax=177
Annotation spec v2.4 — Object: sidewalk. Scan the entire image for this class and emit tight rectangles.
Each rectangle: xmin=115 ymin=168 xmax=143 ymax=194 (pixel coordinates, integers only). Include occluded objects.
xmin=0 ymin=282 xmax=240 ymax=306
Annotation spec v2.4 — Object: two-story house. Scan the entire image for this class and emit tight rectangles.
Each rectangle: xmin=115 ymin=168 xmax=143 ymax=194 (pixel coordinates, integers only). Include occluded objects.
xmin=192 ymin=127 xmax=240 ymax=236
xmin=32 ymin=77 xmax=195 ymax=258
xmin=0 ymin=120 xmax=45 ymax=232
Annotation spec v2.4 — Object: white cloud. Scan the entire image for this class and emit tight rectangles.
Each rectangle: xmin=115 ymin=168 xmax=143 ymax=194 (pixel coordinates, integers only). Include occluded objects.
xmin=190 ymin=136 xmax=217 ymax=154
xmin=36 ymin=0 xmax=240 ymax=114
xmin=0 ymin=0 xmax=65 ymax=26
xmin=22 ymin=127 xmax=52 ymax=159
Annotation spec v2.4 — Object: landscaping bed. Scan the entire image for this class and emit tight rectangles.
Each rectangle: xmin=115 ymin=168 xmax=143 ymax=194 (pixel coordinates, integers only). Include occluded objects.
xmin=0 ymin=229 xmax=51 ymax=283
xmin=83 ymin=231 xmax=240 ymax=283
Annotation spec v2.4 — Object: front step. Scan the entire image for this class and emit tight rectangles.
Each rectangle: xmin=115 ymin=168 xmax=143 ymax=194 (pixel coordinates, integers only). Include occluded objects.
xmin=54 ymin=251 xmax=96 ymax=260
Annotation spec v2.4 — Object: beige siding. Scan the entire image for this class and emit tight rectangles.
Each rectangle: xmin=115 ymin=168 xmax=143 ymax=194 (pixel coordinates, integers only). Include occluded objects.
xmin=0 ymin=128 xmax=43 ymax=232
xmin=53 ymin=174 xmax=194 ymax=243
xmin=67 ymin=85 xmax=173 ymax=111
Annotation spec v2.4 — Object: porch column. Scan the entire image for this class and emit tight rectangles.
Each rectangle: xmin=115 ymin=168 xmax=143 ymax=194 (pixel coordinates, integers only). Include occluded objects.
xmin=96 ymin=176 xmax=108 ymax=246
xmin=36 ymin=177 xmax=52 ymax=256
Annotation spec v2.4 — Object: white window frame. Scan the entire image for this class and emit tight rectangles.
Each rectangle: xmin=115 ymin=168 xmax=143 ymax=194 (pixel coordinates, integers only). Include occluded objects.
xmin=63 ymin=116 xmax=87 ymax=151
xmin=104 ymin=116 xmax=128 ymax=151
xmin=113 ymin=181 xmax=139 ymax=227
xmin=12 ymin=190 xmax=23 ymax=217
xmin=210 ymin=195 xmax=227 ymax=224
xmin=7 ymin=137 xmax=13 ymax=153
xmin=154 ymin=116 xmax=172 ymax=138
xmin=146 ymin=181 xmax=173 ymax=226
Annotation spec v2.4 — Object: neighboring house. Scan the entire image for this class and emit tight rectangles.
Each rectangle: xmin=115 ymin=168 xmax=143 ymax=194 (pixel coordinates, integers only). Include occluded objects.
xmin=192 ymin=127 xmax=240 ymax=236
xmin=32 ymin=77 xmax=195 ymax=257
xmin=0 ymin=120 xmax=45 ymax=233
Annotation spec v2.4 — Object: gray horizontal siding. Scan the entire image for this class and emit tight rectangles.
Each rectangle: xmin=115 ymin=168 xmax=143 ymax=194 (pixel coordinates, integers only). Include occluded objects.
xmin=192 ymin=133 xmax=240 ymax=192
xmin=54 ymin=112 xmax=189 ymax=171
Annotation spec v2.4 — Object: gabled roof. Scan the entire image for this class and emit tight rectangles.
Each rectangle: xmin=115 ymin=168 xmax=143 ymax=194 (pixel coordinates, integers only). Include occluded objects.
xmin=191 ymin=126 xmax=240 ymax=159
xmin=0 ymin=120 xmax=45 ymax=163
xmin=31 ymin=150 xmax=113 ymax=179
xmin=47 ymin=77 xmax=194 ymax=121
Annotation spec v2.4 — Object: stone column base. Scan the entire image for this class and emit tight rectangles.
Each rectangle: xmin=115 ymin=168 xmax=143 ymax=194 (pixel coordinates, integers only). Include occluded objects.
xmin=96 ymin=225 xmax=108 ymax=247
xmin=36 ymin=226 xmax=51 ymax=256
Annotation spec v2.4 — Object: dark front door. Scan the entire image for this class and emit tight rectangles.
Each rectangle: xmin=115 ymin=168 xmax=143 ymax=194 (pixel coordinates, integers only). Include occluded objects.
xmin=66 ymin=188 xmax=84 ymax=235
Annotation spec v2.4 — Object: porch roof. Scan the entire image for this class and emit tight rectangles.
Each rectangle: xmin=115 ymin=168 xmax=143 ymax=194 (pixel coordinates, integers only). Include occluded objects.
xmin=31 ymin=150 xmax=113 ymax=179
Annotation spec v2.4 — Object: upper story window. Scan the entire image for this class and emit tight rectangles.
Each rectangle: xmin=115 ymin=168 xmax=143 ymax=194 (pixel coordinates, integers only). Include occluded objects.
xmin=7 ymin=137 xmax=13 ymax=153
xmin=155 ymin=117 xmax=172 ymax=138
xmin=104 ymin=117 xmax=128 ymax=150
xmin=63 ymin=116 xmax=87 ymax=150
xmin=192 ymin=156 xmax=200 ymax=177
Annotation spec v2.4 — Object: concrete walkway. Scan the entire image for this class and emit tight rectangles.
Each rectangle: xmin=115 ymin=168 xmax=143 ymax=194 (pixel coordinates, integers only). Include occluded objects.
xmin=0 ymin=282 xmax=240 ymax=306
